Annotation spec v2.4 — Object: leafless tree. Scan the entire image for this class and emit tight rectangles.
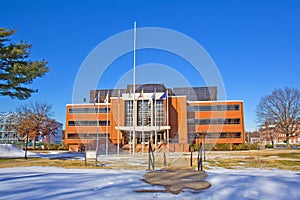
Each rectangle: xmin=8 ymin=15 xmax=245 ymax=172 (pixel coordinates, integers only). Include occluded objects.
xmin=256 ymin=87 xmax=300 ymax=145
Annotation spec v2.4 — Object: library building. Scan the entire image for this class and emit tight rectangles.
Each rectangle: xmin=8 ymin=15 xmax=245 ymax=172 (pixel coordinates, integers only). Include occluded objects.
xmin=65 ymin=84 xmax=245 ymax=152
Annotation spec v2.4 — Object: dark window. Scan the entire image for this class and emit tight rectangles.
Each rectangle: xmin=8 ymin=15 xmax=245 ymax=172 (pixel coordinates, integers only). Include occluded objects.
xmin=68 ymin=108 xmax=110 ymax=114
xmin=189 ymin=118 xmax=240 ymax=125
xmin=188 ymin=104 xmax=240 ymax=112
xmin=67 ymin=133 xmax=109 ymax=139
xmin=68 ymin=120 xmax=110 ymax=126
xmin=189 ymin=132 xmax=242 ymax=139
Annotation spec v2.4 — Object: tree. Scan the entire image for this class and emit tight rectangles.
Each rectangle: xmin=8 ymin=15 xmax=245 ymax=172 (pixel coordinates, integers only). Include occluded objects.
xmin=0 ymin=27 xmax=49 ymax=100
xmin=17 ymin=102 xmax=59 ymax=156
xmin=256 ymin=87 xmax=300 ymax=145
xmin=259 ymin=122 xmax=279 ymax=148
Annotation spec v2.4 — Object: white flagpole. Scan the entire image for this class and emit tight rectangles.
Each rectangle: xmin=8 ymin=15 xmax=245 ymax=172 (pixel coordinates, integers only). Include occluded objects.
xmin=166 ymin=89 xmax=169 ymax=153
xmin=129 ymin=88 xmax=132 ymax=154
xmin=132 ymin=21 xmax=136 ymax=155
xmin=96 ymin=92 xmax=100 ymax=155
xmin=106 ymin=91 xmax=109 ymax=156
xmin=154 ymin=88 xmax=157 ymax=154
xmin=117 ymin=89 xmax=120 ymax=155
xmin=142 ymin=90 xmax=144 ymax=155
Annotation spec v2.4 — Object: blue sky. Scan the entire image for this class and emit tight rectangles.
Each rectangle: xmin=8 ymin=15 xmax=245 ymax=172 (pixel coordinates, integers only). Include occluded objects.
xmin=1 ymin=0 xmax=300 ymax=131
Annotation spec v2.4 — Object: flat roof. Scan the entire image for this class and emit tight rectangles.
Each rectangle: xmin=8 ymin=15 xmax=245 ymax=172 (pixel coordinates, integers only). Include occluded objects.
xmin=187 ymin=100 xmax=244 ymax=103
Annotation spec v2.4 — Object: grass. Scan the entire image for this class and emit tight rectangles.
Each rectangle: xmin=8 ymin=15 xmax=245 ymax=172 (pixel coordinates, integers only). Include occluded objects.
xmin=0 ymin=157 xmax=110 ymax=169
xmin=204 ymin=149 xmax=300 ymax=171
xmin=1 ymin=149 xmax=300 ymax=171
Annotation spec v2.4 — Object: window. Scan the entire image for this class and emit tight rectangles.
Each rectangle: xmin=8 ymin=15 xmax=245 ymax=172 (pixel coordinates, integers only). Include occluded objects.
xmin=68 ymin=120 xmax=110 ymax=126
xmin=188 ymin=104 xmax=240 ymax=112
xmin=189 ymin=132 xmax=242 ymax=139
xmin=189 ymin=118 xmax=241 ymax=125
xmin=155 ymin=100 xmax=164 ymax=126
xmin=125 ymin=100 xmax=133 ymax=126
xmin=67 ymin=133 xmax=109 ymax=139
xmin=68 ymin=107 xmax=110 ymax=114
xmin=137 ymin=100 xmax=151 ymax=126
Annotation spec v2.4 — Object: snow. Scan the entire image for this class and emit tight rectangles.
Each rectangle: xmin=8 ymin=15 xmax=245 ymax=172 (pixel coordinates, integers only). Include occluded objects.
xmin=0 ymin=166 xmax=299 ymax=199
xmin=1 ymin=144 xmax=300 ymax=199
xmin=0 ymin=144 xmax=36 ymax=158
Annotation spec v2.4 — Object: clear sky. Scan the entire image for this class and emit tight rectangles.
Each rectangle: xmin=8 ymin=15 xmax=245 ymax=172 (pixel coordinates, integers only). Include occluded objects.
xmin=1 ymin=0 xmax=300 ymax=131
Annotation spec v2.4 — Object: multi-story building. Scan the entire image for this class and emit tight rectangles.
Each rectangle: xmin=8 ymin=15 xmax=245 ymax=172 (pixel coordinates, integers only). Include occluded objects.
xmin=0 ymin=112 xmax=63 ymax=145
xmin=65 ymin=84 xmax=245 ymax=152
xmin=0 ymin=112 xmax=19 ymax=143
xmin=259 ymin=122 xmax=300 ymax=145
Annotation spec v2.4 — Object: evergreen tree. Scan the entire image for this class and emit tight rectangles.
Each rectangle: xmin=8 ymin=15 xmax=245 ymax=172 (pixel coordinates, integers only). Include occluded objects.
xmin=0 ymin=27 xmax=49 ymax=100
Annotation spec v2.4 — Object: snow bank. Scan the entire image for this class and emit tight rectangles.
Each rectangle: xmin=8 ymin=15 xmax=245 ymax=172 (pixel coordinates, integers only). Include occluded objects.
xmin=0 ymin=144 xmax=35 ymax=158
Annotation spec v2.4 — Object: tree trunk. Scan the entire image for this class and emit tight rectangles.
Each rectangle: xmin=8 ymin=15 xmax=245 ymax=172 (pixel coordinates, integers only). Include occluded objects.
xmin=286 ymin=134 xmax=291 ymax=148
xmin=271 ymin=140 xmax=274 ymax=148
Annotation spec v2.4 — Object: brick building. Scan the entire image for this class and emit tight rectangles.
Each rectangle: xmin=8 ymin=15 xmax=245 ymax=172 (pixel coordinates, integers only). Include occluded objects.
xmin=65 ymin=84 xmax=245 ymax=152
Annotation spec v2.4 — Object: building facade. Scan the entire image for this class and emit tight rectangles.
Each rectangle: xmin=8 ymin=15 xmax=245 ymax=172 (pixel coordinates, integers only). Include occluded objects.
xmin=65 ymin=84 xmax=245 ymax=152
xmin=0 ymin=112 xmax=19 ymax=143
xmin=259 ymin=122 xmax=300 ymax=145
xmin=0 ymin=112 xmax=63 ymax=145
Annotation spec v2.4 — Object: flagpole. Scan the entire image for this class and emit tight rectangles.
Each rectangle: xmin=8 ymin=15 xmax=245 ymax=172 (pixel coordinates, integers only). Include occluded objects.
xmin=96 ymin=92 xmax=100 ymax=156
xmin=154 ymin=88 xmax=157 ymax=155
xmin=166 ymin=89 xmax=169 ymax=153
xmin=132 ymin=21 xmax=136 ymax=155
xmin=142 ymin=90 xmax=144 ymax=155
xmin=106 ymin=91 xmax=109 ymax=156
xmin=117 ymin=89 xmax=120 ymax=155
xmin=129 ymin=88 xmax=132 ymax=154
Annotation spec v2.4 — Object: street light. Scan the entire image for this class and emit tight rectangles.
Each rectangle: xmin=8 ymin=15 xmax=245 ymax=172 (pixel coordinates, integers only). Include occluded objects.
xmin=202 ymin=130 xmax=207 ymax=161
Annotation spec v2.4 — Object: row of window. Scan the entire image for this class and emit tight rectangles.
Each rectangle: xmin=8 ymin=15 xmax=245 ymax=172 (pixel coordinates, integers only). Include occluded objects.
xmin=68 ymin=120 xmax=110 ymax=126
xmin=125 ymin=100 xmax=165 ymax=126
xmin=188 ymin=104 xmax=240 ymax=112
xmin=188 ymin=132 xmax=242 ymax=140
xmin=69 ymin=108 xmax=110 ymax=114
xmin=188 ymin=118 xmax=241 ymax=125
xmin=67 ymin=133 xmax=110 ymax=139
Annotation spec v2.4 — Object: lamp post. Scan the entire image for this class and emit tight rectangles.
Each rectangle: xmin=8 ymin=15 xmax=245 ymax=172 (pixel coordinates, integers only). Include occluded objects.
xmin=202 ymin=130 xmax=207 ymax=161
xmin=25 ymin=129 xmax=29 ymax=160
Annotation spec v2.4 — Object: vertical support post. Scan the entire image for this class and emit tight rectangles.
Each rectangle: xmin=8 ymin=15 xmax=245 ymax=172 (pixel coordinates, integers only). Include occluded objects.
xmin=163 ymin=152 xmax=167 ymax=166
xmin=198 ymin=142 xmax=203 ymax=171
xmin=190 ymin=151 xmax=193 ymax=167
xmin=148 ymin=142 xmax=155 ymax=170
xmin=202 ymin=130 xmax=207 ymax=161
xmin=24 ymin=129 xmax=29 ymax=160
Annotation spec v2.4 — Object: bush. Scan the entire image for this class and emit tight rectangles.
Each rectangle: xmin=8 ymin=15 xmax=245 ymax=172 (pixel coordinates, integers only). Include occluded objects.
xmin=213 ymin=144 xmax=229 ymax=151
xmin=265 ymin=144 xmax=273 ymax=148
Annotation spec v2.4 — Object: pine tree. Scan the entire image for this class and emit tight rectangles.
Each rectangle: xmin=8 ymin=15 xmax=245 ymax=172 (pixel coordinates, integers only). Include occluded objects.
xmin=0 ymin=27 xmax=49 ymax=100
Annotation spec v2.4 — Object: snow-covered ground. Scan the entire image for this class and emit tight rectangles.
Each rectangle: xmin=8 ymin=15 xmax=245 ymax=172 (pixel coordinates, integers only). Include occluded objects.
xmin=0 ymin=144 xmax=84 ymax=160
xmin=0 ymin=167 xmax=299 ymax=200
xmin=1 ymin=144 xmax=300 ymax=199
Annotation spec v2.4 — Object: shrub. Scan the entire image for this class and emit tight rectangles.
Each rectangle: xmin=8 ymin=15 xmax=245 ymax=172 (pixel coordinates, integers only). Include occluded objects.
xmin=265 ymin=144 xmax=273 ymax=148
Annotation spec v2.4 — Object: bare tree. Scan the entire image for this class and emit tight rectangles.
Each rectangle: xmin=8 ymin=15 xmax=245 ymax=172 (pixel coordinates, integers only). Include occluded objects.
xmin=256 ymin=87 xmax=300 ymax=145
xmin=17 ymin=102 xmax=59 ymax=153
